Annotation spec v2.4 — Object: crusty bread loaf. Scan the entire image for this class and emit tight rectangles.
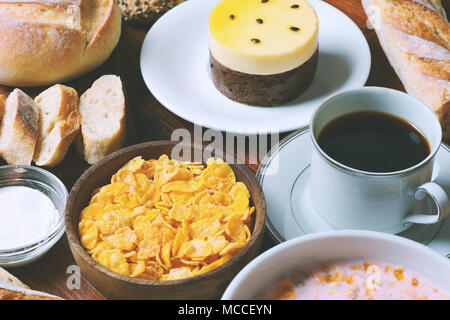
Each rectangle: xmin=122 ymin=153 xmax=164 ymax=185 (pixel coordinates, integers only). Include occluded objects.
xmin=362 ymin=0 xmax=450 ymax=142
xmin=0 ymin=89 xmax=39 ymax=165
xmin=76 ymin=75 xmax=126 ymax=164
xmin=33 ymin=84 xmax=81 ymax=167
xmin=0 ymin=267 xmax=62 ymax=300
xmin=0 ymin=0 xmax=121 ymax=87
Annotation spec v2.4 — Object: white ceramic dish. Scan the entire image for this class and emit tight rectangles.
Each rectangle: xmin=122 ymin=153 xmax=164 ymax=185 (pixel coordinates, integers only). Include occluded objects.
xmin=222 ymin=230 xmax=450 ymax=299
xmin=140 ymin=0 xmax=371 ymax=134
xmin=257 ymin=128 xmax=450 ymax=258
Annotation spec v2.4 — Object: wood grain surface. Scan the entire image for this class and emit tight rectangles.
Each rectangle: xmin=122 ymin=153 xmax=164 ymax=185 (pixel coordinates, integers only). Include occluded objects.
xmin=4 ymin=0 xmax=450 ymax=300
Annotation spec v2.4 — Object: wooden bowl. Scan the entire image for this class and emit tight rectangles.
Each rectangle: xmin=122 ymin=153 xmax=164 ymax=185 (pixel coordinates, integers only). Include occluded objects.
xmin=65 ymin=141 xmax=266 ymax=300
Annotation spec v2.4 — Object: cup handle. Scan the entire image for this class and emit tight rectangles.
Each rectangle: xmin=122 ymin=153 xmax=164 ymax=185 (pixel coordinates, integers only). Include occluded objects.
xmin=403 ymin=182 xmax=450 ymax=225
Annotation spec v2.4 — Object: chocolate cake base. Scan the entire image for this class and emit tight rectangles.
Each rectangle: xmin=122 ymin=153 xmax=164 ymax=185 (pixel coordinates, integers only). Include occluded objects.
xmin=210 ymin=49 xmax=319 ymax=106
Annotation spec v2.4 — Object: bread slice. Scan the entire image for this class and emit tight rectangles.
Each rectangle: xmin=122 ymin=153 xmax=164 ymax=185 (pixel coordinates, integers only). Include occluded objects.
xmin=33 ymin=84 xmax=81 ymax=167
xmin=0 ymin=267 xmax=62 ymax=300
xmin=76 ymin=75 xmax=126 ymax=164
xmin=0 ymin=89 xmax=38 ymax=165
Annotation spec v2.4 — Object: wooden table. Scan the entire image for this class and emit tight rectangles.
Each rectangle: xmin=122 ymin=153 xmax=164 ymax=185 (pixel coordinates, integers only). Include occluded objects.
xmin=8 ymin=0 xmax=450 ymax=300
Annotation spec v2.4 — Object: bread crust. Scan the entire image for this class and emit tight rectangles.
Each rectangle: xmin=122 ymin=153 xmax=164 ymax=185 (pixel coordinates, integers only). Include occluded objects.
xmin=380 ymin=0 xmax=449 ymax=49
xmin=0 ymin=0 xmax=121 ymax=87
xmin=363 ymin=0 xmax=450 ymax=142
xmin=0 ymin=267 xmax=62 ymax=300
xmin=0 ymin=278 xmax=62 ymax=300
xmin=0 ymin=267 xmax=29 ymax=289
xmin=80 ymin=0 xmax=122 ymax=76
xmin=0 ymin=289 xmax=61 ymax=300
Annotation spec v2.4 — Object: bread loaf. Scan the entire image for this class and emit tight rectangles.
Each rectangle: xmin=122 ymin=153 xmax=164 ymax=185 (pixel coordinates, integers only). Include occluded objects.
xmin=33 ymin=84 xmax=81 ymax=167
xmin=0 ymin=89 xmax=39 ymax=165
xmin=76 ymin=75 xmax=126 ymax=164
xmin=362 ymin=0 xmax=450 ymax=142
xmin=0 ymin=0 xmax=121 ymax=87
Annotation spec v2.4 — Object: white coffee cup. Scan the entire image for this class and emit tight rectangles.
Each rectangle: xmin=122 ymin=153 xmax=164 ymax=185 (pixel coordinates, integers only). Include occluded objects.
xmin=310 ymin=87 xmax=450 ymax=234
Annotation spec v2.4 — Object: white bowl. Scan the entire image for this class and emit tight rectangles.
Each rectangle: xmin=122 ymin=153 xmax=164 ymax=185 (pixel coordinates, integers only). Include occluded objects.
xmin=0 ymin=165 xmax=67 ymax=267
xmin=222 ymin=230 xmax=450 ymax=299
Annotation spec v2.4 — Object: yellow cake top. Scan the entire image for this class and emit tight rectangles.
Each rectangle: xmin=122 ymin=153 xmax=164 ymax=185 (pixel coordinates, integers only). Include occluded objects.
xmin=209 ymin=0 xmax=319 ymax=75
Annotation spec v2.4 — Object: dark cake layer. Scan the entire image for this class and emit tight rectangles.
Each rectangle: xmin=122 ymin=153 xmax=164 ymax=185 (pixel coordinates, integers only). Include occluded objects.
xmin=210 ymin=49 xmax=319 ymax=106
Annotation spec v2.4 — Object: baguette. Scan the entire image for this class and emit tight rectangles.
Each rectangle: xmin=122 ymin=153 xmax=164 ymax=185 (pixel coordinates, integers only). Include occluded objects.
xmin=33 ymin=84 xmax=81 ymax=167
xmin=76 ymin=75 xmax=126 ymax=164
xmin=0 ymin=267 xmax=61 ymax=300
xmin=362 ymin=0 xmax=450 ymax=142
xmin=0 ymin=89 xmax=38 ymax=165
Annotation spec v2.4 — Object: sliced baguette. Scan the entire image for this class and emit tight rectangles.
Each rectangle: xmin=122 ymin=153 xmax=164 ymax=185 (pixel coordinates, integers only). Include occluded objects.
xmin=76 ymin=75 xmax=126 ymax=164
xmin=33 ymin=84 xmax=81 ymax=167
xmin=0 ymin=89 xmax=38 ymax=165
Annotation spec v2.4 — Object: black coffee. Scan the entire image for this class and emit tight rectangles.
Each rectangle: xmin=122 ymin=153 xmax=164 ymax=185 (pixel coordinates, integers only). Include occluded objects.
xmin=317 ymin=111 xmax=431 ymax=173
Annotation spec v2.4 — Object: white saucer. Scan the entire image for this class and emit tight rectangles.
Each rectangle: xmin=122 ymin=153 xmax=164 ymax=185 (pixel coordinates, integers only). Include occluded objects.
xmin=257 ymin=128 xmax=450 ymax=258
xmin=140 ymin=0 xmax=371 ymax=134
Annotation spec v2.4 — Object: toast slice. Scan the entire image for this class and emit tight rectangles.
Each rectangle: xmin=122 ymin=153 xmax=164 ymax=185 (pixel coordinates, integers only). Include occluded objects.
xmin=76 ymin=75 xmax=126 ymax=164
xmin=33 ymin=84 xmax=81 ymax=167
xmin=0 ymin=89 xmax=38 ymax=165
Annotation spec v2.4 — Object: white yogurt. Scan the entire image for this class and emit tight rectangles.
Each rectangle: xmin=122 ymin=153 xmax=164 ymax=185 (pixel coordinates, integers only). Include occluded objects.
xmin=0 ymin=186 xmax=59 ymax=250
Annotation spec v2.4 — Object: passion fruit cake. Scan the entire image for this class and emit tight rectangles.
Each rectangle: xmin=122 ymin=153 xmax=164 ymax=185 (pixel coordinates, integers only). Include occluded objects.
xmin=209 ymin=0 xmax=319 ymax=106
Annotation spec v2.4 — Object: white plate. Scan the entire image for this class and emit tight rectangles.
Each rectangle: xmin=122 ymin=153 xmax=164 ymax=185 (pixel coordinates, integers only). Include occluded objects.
xmin=140 ymin=0 xmax=371 ymax=134
xmin=257 ymin=128 xmax=450 ymax=259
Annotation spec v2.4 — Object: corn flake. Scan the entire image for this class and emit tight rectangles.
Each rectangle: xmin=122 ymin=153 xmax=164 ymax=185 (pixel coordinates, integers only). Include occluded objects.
xmin=78 ymin=155 xmax=254 ymax=280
